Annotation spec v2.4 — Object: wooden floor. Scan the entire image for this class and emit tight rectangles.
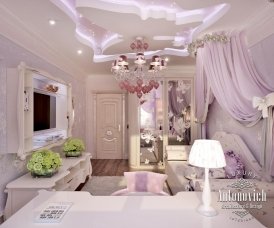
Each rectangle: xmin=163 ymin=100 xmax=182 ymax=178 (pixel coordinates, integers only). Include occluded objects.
xmin=91 ymin=159 xmax=129 ymax=176
xmin=77 ymin=159 xmax=173 ymax=195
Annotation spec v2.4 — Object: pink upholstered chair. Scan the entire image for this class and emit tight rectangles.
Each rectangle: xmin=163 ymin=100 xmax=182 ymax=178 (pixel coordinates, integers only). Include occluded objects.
xmin=111 ymin=171 xmax=169 ymax=196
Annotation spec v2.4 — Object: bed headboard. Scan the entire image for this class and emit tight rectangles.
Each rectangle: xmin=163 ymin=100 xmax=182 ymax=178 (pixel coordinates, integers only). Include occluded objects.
xmin=212 ymin=131 xmax=262 ymax=179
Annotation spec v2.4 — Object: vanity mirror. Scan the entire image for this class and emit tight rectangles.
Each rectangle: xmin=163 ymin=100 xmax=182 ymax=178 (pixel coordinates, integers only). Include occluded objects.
xmin=167 ymin=79 xmax=192 ymax=145
xmin=139 ymin=82 xmax=163 ymax=166
xmin=128 ymin=77 xmax=197 ymax=170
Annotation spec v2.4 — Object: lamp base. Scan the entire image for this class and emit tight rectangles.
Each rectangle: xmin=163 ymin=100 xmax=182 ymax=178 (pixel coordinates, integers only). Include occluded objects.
xmin=197 ymin=205 xmax=218 ymax=217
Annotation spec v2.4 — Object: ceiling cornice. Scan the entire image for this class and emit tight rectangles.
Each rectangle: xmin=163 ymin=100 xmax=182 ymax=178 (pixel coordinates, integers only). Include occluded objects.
xmin=244 ymin=3 xmax=274 ymax=47
xmin=0 ymin=3 xmax=87 ymax=81
xmin=167 ymin=65 xmax=196 ymax=75
xmin=55 ymin=0 xmax=229 ymax=62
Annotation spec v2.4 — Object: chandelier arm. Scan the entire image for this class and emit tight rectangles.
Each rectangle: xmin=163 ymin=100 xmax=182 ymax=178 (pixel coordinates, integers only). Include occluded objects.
xmin=112 ymin=37 xmax=167 ymax=98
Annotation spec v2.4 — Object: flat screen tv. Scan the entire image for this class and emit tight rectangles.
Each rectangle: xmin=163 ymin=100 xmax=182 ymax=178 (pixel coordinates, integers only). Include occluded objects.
xmin=33 ymin=92 xmax=56 ymax=131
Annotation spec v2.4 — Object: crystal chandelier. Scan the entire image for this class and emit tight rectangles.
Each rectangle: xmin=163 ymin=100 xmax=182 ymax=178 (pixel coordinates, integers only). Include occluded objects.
xmin=111 ymin=37 xmax=167 ymax=98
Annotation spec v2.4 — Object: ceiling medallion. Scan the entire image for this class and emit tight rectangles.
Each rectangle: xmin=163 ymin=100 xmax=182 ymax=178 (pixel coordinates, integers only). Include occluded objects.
xmin=111 ymin=37 xmax=167 ymax=98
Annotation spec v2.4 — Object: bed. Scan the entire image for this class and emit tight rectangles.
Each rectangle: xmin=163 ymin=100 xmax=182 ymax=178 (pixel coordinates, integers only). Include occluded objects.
xmin=165 ymin=145 xmax=192 ymax=194
xmin=165 ymin=131 xmax=269 ymax=195
xmin=165 ymin=132 xmax=274 ymax=228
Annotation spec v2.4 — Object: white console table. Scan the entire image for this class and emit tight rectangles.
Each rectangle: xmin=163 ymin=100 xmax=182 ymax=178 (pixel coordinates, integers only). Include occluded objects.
xmin=4 ymin=152 xmax=92 ymax=219
xmin=1 ymin=190 xmax=264 ymax=228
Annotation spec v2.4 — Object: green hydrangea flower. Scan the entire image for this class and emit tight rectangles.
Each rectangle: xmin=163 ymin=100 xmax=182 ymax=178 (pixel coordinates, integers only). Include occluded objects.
xmin=27 ymin=149 xmax=62 ymax=175
xmin=33 ymin=163 xmax=42 ymax=172
xmin=27 ymin=162 xmax=33 ymax=170
xmin=63 ymin=138 xmax=85 ymax=153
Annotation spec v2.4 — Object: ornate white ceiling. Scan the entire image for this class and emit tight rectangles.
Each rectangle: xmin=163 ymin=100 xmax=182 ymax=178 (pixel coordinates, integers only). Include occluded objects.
xmin=0 ymin=0 xmax=271 ymax=76
xmin=52 ymin=0 xmax=230 ymax=62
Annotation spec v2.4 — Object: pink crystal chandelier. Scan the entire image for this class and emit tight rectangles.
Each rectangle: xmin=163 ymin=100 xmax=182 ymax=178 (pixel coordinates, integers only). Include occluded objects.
xmin=111 ymin=37 xmax=167 ymax=98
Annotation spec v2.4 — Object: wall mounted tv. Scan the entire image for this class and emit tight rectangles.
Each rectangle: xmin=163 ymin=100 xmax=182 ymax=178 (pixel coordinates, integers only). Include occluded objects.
xmin=33 ymin=92 xmax=56 ymax=131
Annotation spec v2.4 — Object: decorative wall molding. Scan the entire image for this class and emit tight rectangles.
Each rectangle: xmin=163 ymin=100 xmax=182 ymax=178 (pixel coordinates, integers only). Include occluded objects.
xmin=0 ymin=61 xmax=7 ymax=154
xmin=12 ymin=157 xmax=27 ymax=172
xmin=0 ymin=4 xmax=87 ymax=81
xmin=122 ymin=94 xmax=127 ymax=159
xmin=166 ymin=65 xmax=196 ymax=75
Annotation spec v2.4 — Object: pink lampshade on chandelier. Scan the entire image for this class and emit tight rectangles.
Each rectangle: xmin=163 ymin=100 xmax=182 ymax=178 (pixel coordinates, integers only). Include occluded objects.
xmin=111 ymin=37 xmax=167 ymax=98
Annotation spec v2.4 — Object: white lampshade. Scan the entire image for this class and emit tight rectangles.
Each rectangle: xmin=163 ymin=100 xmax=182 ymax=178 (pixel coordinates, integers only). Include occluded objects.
xmin=189 ymin=139 xmax=226 ymax=169
xmin=189 ymin=139 xmax=226 ymax=217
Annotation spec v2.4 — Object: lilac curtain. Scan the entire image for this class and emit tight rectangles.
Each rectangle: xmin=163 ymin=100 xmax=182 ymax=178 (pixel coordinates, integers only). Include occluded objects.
xmin=195 ymin=31 xmax=274 ymax=180
xmin=195 ymin=51 xmax=214 ymax=123
xmin=198 ymin=31 xmax=274 ymax=124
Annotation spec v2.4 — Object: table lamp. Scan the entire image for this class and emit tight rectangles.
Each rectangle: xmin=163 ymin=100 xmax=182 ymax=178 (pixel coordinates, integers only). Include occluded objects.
xmin=188 ymin=139 xmax=226 ymax=217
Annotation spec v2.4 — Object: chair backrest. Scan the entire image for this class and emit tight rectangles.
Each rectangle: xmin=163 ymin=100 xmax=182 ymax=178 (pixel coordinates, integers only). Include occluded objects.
xmin=111 ymin=171 xmax=169 ymax=196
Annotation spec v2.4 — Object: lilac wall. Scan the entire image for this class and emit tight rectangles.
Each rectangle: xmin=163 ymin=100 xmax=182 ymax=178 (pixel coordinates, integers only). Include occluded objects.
xmin=0 ymin=35 xmax=86 ymax=214
xmin=250 ymin=34 xmax=274 ymax=87
xmin=206 ymin=33 xmax=274 ymax=162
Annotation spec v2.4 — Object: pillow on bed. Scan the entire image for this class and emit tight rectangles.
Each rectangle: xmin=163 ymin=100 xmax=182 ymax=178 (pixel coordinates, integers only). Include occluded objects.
xmin=209 ymin=168 xmax=226 ymax=179
xmin=184 ymin=166 xmax=226 ymax=179
xmin=124 ymin=171 xmax=167 ymax=193
xmin=224 ymin=150 xmax=245 ymax=178
xmin=185 ymin=150 xmax=244 ymax=179
xmin=184 ymin=166 xmax=204 ymax=179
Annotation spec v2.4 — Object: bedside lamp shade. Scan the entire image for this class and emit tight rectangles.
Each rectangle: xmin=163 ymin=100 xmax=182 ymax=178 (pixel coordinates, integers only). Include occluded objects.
xmin=188 ymin=139 xmax=226 ymax=217
xmin=189 ymin=140 xmax=226 ymax=169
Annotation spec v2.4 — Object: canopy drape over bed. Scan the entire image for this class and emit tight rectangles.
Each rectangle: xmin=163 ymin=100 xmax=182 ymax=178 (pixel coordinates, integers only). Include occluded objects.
xmin=194 ymin=31 xmax=274 ymax=181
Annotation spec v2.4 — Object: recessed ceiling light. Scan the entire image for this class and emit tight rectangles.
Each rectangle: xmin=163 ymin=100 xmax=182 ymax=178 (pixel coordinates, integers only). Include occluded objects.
xmin=48 ymin=19 xmax=56 ymax=26
xmin=77 ymin=49 xmax=83 ymax=55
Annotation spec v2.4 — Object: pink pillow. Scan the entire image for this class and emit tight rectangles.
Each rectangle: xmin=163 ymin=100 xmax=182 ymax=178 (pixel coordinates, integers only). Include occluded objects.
xmin=124 ymin=171 xmax=167 ymax=193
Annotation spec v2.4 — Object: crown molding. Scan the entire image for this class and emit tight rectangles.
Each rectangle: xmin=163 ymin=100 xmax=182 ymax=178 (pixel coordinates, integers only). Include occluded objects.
xmin=0 ymin=4 xmax=87 ymax=81
xmin=244 ymin=3 xmax=274 ymax=47
xmin=167 ymin=65 xmax=196 ymax=75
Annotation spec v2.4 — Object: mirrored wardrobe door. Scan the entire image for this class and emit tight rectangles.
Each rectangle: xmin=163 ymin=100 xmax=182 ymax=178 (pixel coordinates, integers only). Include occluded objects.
xmin=167 ymin=79 xmax=192 ymax=145
xmin=139 ymin=82 xmax=164 ymax=166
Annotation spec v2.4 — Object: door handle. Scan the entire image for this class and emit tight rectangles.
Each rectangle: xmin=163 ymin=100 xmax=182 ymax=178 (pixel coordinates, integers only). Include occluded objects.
xmin=118 ymin=124 xmax=121 ymax=132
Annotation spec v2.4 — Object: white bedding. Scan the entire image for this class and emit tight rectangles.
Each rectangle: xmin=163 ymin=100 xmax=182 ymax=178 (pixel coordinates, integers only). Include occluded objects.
xmin=165 ymin=132 xmax=270 ymax=195
xmin=165 ymin=161 xmax=191 ymax=194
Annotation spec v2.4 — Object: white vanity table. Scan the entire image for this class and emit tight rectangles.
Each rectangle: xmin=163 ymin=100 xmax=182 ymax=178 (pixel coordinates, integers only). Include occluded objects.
xmin=1 ymin=190 xmax=264 ymax=228
xmin=4 ymin=153 xmax=92 ymax=219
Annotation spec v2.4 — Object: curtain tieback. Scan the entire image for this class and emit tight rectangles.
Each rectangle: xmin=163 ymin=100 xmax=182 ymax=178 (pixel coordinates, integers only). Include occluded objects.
xmin=253 ymin=93 xmax=274 ymax=118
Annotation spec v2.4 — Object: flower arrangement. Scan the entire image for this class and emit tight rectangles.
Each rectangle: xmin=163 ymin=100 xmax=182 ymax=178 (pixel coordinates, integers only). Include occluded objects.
xmin=187 ymin=33 xmax=229 ymax=56
xmin=27 ymin=149 xmax=62 ymax=177
xmin=63 ymin=138 xmax=85 ymax=157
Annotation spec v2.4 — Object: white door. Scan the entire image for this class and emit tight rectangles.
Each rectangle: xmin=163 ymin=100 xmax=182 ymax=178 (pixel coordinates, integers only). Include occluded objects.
xmin=96 ymin=94 xmax=123 ymax=159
